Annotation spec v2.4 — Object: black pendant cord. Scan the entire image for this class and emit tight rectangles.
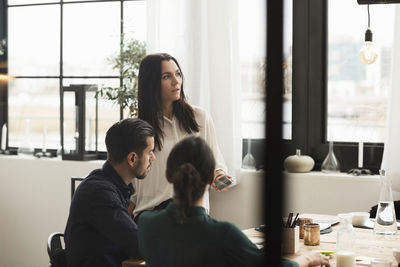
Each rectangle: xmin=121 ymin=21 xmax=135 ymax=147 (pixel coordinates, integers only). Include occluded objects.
xmin=368 ymin=4 xmax=370 ymax=28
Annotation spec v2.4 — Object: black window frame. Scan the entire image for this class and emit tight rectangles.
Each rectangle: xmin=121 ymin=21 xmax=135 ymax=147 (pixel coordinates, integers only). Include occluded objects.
xmin=1 ymin=0 xmax=267 ymax=164
xmin=282 ymin=0 xmax=384 ymax=174
xmin=0 ymin=0 xmax=8 ymax=148
xmin=0 ymin=0 xmax=145 ymax=159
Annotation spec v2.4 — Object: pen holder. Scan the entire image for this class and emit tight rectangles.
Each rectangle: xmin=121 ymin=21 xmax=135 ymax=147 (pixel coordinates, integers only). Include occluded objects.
xmin=282 ymin=226 xmax=299 ymax=254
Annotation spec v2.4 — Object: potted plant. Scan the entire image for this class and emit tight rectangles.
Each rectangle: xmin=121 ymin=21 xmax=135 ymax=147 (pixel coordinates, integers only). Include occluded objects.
xmin=97 ymin=36 xmax=146 ymax=119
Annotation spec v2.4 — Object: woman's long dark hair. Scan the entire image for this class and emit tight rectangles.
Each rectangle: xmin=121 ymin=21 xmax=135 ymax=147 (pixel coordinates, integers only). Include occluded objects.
xmin=138 ymin=53 xmax=199 ymax=151
xmin=166 ymin=136 xmax=215 ymax=222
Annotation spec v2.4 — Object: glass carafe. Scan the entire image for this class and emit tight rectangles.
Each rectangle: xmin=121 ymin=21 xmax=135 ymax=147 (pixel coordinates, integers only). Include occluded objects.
xmin=321 ymin=141 xmax=340 ymax=173
xmin=374 ymin=169 xmax=397 ymax=235
xmin=336 ymin=213 xmax=355 ymax=267
xmin=242 ymin=139 xmax=256 ymax=169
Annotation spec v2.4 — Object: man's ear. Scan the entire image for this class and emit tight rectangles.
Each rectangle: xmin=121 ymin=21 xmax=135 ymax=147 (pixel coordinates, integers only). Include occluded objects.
xmin=165 ymin=170 xmax=173 ymax=183
xmin=127 ymin=152 xmax=137 ymax=167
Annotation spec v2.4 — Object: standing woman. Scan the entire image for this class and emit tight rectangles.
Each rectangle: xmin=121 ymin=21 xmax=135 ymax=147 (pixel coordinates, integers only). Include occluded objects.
xmin=131 ymin=53 xmax=233 ymax=220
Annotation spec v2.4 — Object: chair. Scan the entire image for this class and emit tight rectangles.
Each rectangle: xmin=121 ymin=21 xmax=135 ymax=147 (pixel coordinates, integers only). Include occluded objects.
xmin=122 ymin=259 xmax=146 ymax=267
xmin=71 ymin=177 xmax=84 ymax=199
xmin=47 ymin=232 xmax=66 ymax=267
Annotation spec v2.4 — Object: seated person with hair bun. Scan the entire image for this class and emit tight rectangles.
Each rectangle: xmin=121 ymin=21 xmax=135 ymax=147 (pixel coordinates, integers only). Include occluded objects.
xmin=138 ymin=136 xmax=330 ymax=267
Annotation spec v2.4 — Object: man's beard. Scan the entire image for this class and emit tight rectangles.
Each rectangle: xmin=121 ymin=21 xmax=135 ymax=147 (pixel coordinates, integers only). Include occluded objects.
xmin=135 ymin=162 xmax=151 ymax=180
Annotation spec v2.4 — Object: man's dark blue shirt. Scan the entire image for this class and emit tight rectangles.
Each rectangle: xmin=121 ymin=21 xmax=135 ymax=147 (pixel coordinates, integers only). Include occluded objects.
xmin=64 ymin=161 xmax=140 ymax=267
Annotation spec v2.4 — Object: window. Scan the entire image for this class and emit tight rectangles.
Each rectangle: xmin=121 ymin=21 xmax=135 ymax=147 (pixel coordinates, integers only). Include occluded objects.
xmin=284 ymin=0 xmax=392 ymax=173
xmin=3 ymin=0 xmax=146 ymax=153
xmin=283 ymin=0 xmax=293 ymax=140
xmin=238 ymin=0 xmax=266 ymax=140
xmin=327 ymin=0 xmax=394 ymax=143
xmin=238 ymin=0 xmax=266 ymax=168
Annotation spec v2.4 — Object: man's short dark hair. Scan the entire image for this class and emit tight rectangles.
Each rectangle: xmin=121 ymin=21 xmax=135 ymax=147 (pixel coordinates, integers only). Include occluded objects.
xmin=105 ymin=118 xmax=154 ymax=164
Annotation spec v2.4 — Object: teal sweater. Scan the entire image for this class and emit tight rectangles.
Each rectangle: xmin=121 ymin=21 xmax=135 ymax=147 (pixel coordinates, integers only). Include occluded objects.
xmin=138 ymin=202 xmax=263 ymax=267
xmin=138 ymin=202 xmax=299 ymax=267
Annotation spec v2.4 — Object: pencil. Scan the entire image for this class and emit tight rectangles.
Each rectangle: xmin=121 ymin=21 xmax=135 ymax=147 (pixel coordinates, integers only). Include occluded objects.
xmin=291 ymin=213 xmax=299 ymax=228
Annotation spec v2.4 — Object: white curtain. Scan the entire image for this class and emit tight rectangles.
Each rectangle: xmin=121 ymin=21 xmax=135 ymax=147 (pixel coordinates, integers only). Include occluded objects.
xmin=381 ymin=6 xmax=400 ymax=192
xmin=146 ymin=0 xmax=242 ymax=179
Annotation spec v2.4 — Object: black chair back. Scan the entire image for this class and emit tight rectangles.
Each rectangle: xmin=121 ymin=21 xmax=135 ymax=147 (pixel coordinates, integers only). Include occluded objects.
xmin=47 ymin=232 xmax=66 ymax=267
xmin=71 ymin=177 xmax=84 ymax=199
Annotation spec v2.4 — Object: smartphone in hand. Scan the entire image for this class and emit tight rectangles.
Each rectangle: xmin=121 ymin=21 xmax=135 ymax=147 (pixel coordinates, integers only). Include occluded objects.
xmin=214 ymin=175 xmax=233 ymax=190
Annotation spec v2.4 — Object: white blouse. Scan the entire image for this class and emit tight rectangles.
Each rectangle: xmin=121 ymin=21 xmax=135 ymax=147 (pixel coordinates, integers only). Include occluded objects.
xmin=132 ymin=106 xmax=227 ymax=217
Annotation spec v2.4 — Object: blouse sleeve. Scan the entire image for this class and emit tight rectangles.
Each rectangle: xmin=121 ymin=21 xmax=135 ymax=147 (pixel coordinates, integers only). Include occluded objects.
xmin=201 ymin=108 xmax=228 ymax=173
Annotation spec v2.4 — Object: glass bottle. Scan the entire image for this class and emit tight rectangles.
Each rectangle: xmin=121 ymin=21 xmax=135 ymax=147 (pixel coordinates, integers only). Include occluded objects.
xmin=321 ymin=141 xmax=340 ymax=173
xmin=374 ymin=169 xmax=397 ymax=235
xmin=336 ymin=213 xmax=356 ymax=267
xmin=242 ymin=139 xmax=256 ymax=169
xmin=18 ymin=119 xmax=34 ymax=155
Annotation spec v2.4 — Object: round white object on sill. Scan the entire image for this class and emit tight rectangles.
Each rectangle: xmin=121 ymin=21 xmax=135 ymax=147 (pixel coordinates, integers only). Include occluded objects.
xmin=284 ymin=149 xmax=315 ymax=173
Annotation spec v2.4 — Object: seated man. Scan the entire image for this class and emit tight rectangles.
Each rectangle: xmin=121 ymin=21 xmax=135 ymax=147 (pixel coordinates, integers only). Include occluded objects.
xmin=64 ymin=118 xmax=155 ymax=267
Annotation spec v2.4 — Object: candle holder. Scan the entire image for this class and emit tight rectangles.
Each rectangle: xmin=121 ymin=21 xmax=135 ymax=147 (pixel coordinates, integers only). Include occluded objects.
xmin=348 ymin=168 xmax=372 ymax=176
xmin=0 ymin=147 xmax=18 ymax=155
xmin=34 ymin=149 xmax=56 ymax=158
xmin=348 ymin=141 xmax=371 ymax=175
xmin=34 ymin=128 xmax=56 ymax=158
xmin=60 ymin=84 xmax=98 ymax=161
xmin=0 ymin=149 xmax=11 ymax=155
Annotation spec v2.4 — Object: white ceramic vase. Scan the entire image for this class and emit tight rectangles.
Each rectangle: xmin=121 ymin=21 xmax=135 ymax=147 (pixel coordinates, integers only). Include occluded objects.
xmin=284 ymin=149 xmax=315 ymax=173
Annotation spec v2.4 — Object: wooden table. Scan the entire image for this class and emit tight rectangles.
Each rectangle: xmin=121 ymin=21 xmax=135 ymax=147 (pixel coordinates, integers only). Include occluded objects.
xmin=283 ymin=214 xmax=400 ymax=266
xmin=123 ymin=214 xmax=400 ymax=267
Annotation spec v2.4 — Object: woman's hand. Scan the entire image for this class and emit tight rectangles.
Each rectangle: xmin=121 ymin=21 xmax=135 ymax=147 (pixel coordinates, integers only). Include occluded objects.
xmin=293 ymin=251 xmax=331 ymax=267
xmin=211 ymin=170 xmax=234 ymax=192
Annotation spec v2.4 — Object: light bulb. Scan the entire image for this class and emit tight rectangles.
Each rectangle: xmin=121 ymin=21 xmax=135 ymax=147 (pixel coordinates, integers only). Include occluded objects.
xmin=359 ymin=28 xmax=377 ymax=65
xmin=359 ymin=41 xmax=377 ymax=64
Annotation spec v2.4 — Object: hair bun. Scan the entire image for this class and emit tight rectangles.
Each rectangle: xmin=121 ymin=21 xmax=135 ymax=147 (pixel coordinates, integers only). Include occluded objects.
xmin=178 ymin=163 xmax=198 ymax=177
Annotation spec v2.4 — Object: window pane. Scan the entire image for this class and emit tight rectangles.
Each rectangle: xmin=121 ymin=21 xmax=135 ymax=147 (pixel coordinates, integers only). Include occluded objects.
xmin=63 ymin=79 xmax=120 ymax=152
xmin=8 ymin=78 xmax=60 ymax=150
xmin=123 ymin=0 xmax=147 ymax=42
xmin=63 ymin=2 xmax=120 ymax=76
xmin=239 ymin=0 xmax=266 ymax=139
xmin=327 ymin=0 xmax=393 ymax=142
xmin=8 ymin=5 xmax=60 ymax=76
xmin=282 ymin=0 xmax=293 ymax=140
xmin=8 ymin=0 xmax=59 ymax=5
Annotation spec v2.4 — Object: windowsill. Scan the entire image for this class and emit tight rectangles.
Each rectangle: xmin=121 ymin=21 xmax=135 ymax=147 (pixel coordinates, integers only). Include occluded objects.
xmin=283 ymin=170 xmax=392 ymax=215
xmin=234 ymin=168 xmax=263 ymax=185
xmin=284 ymin=170 xmax=379 ymax=181
xmin=0 ymin=155 xmax=264 ymax=181
xmin=0 ymin=153 xmax=104 ymax=165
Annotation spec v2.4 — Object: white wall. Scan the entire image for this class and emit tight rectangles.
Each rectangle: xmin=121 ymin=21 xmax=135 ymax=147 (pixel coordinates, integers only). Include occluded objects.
xmin=0 ymin=155 xmax=263 ymax=267
xmin=210 ymin=169 xmax=264 ymax=229
xmin=284 ymin=171 xmax=400 ymax=215
xmin=0 ymin=155 xmax=102 ymax=267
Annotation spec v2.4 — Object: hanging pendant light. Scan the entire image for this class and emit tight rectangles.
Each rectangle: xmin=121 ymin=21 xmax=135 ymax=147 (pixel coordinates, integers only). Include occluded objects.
xmin=359 ymin=4 xmax=378 ymax=64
